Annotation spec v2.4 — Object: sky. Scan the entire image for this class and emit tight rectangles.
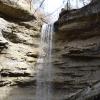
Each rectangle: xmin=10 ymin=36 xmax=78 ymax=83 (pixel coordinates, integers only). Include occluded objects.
xmin=43 ymin=0 xmax=91 ymax=12
xmin=44 ymin=0 xmax=91 ymax=21
xmin=43 ymin=0 xmax=64 ymax=13
xmin=34 ymin=0 xmax=90 ymax=22
xmin=43 ymin=0 xmax=66 ymax=22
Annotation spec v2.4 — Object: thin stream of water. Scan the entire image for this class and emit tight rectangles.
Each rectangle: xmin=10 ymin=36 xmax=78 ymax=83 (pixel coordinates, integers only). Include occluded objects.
xmin=36 ymin=24 xmax=54 ymax=100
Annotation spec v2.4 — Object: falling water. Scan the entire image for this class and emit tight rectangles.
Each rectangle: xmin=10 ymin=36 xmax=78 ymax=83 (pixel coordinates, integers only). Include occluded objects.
xmin=36 ymin=24 xmax=54 ymax=100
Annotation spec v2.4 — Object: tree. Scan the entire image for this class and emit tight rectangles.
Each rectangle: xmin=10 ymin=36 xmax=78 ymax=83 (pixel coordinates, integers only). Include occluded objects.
xmin=79 ymin=0 xmax=86 ymax=6
xmin=65 ymin=0 xmax=71 ymax=10
xmin=79 ymin=0 xmax=92 ymax=6
xmin=34 ymin=0 xmax=45 ymax=13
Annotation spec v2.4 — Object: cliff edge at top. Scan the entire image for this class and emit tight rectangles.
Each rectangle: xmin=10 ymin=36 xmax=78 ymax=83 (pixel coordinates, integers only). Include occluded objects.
xmin=55 ymin=0 xmax=100 ymax=33
xmin=0 ymin=0 xmax=36 ymax=21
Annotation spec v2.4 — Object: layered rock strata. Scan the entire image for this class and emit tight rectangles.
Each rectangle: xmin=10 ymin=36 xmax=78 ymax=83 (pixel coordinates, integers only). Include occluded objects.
xmin=0 ymin=0 xmax=35 ymax=20
xmin=0 ymin=0 xmax=43 ymax=100
xmin=54 ymin=0 xmax=100 ymax=100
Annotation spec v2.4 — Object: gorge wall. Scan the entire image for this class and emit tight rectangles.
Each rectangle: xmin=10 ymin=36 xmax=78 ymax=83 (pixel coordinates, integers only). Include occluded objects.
xmin=0 ymin=0 xmax=43 ymax=99
xmin=0 ymin=0 xmax=100 ymax=100
xmin=54 ymin=0 xmax=100 ymax=100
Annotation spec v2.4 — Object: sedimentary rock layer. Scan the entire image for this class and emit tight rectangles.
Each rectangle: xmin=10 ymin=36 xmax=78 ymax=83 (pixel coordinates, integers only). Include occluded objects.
xmin=0 ymin=0 xmax=35 ymax=21
xmin=54 ymin=0 xmax=100 ymax=100
xmin=0 ymin=0 xmax=43 ymax=99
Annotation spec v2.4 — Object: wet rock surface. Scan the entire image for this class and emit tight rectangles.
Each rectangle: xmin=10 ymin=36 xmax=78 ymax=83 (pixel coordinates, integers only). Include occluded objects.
xmin=54 ymin=0 xmax=100 ymax=100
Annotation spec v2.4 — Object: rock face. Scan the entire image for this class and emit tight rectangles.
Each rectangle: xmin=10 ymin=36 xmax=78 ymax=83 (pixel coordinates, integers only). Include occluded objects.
xmin=0 ymin=0 xmax=35 ymax=21
xmin=0 ymin=0 xmax=43 ymax=99
xmin=1 ymin=0 xmax=100 ymax=100
xmin=54 ymin=0 xmax=100 ymax=100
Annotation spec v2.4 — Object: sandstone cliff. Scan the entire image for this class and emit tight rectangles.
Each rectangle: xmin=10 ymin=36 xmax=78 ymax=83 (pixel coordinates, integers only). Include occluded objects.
xmin=0 ymin=0 xmax=43 ymax=99
xmin=54 ymin=0 xmax=100 ymax=100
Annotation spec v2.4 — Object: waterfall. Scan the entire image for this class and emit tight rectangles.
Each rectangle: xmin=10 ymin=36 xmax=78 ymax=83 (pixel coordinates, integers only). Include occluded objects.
xmin=36 ymin=24 xmax=54 ymax=100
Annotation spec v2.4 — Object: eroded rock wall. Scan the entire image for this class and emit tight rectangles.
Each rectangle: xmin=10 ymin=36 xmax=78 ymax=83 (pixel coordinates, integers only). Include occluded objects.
xmin=54 ymin=0 xmax=100 ymax=100
xmin=0 ymin=0 xmax=35 ymax=20
xmin=0 ymin=0 xmax=43 ymax=99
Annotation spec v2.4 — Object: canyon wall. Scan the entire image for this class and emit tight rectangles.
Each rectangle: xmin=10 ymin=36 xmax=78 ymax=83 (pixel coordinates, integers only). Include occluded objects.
xmin=0 ymin=0 xmax=43 ymax=99
xmin=0 ymin=0 xmax=100 ymax=100
xmin=54 ymin=0 xmax=100 ymax=100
